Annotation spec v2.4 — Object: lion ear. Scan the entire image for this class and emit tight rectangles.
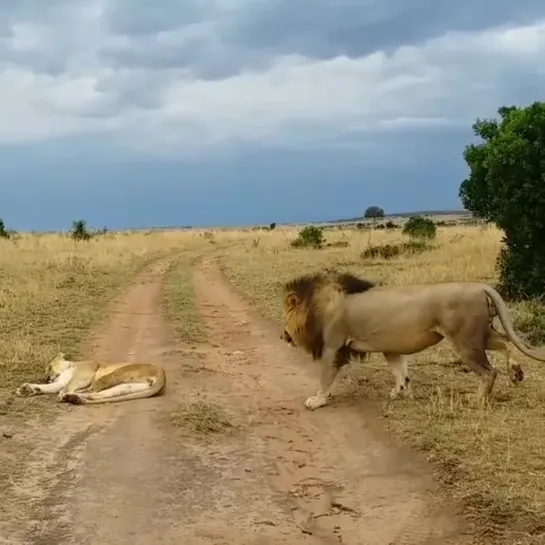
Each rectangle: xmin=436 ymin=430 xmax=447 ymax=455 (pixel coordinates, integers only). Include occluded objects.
xmin=286 ymin=292 xmax=300 ymax=309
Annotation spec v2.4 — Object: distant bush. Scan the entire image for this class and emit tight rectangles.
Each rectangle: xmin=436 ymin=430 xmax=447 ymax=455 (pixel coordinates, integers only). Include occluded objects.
xmin=0 ymin=218 xmax=10 ymax=239
xmin=269 ymin=222 xmax=276 ymax=230
xmin=71 ymin=219 xmax=92 ymax=241
xmin=385 ymin=220 xmax=398 ymax=229
xmin=402 ymin=216 xmax=437 ymax=239
xmin=362 ymin=240 xmax=431 ymax=260
xmin=290 ymin=225 xmax=324 ymax=249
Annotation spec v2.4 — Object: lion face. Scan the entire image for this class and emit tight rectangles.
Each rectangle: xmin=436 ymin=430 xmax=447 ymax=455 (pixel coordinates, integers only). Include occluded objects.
xmin=280 ymin=329 xmax=296 ymax=347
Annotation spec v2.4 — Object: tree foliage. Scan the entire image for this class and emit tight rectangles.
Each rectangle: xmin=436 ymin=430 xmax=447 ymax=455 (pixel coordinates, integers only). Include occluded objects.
xmin=459 ymin=102 xmax=545 ymax=299
xmin=364 ymin=206 xmax=385 ymax=219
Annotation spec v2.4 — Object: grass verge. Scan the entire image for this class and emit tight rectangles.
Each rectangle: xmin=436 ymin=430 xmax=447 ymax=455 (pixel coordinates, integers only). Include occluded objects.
xmin=217 ymin=224 xmax=545 ymax=545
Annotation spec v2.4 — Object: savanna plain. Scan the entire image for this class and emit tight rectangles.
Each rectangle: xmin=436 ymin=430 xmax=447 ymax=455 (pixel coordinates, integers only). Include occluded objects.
xmin=2 ymin=222 xmax=545 ymax=544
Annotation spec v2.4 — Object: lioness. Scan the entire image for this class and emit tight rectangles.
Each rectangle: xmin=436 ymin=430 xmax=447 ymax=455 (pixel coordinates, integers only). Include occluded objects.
xmin=282 ymin=271 xmax=539 ymax=410
xmin=16 ymin=352 xmax=166 ymax=405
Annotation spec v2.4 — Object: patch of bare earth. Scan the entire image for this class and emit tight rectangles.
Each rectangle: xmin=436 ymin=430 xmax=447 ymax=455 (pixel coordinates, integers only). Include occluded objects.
xmin=1 ymin=256 xmax=482 ymax=545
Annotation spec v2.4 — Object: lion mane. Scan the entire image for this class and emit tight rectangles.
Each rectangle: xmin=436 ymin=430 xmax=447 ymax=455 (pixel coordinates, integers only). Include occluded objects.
xmin=281 ymin=271 xmax=375 ymax=365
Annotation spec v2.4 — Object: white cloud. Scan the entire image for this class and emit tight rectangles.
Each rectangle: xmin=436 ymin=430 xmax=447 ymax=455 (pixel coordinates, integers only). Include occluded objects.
xmin=0 ymin=5 xmax=544 ymax=156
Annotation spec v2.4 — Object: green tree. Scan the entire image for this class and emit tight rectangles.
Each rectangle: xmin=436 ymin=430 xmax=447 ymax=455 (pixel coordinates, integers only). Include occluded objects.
xmin=459 ymin=102 xmax=545 ymax=299
xmin=364 ymin=206 xmax=385 ymax=220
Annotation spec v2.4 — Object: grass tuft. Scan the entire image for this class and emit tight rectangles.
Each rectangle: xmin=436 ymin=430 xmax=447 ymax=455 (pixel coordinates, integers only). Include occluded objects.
xmin=169 ymin=400 xmax=234 ymax=435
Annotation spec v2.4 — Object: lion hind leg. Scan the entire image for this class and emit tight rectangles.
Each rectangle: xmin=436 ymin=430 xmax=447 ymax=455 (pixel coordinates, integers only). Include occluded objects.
xmin=486 ymin=328 xmax=524 ymax=385
xmin=65 ymin=382 xmax=153 ymax=405
xmin=451 ymin=342 xmax=498 ymax=405
xmin=383 ymin=353 xmax=411 ymax=399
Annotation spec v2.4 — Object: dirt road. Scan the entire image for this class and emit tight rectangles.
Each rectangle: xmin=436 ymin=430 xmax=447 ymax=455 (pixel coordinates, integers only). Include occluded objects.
xmin=1 ymin=257 xmax=477 ymax=544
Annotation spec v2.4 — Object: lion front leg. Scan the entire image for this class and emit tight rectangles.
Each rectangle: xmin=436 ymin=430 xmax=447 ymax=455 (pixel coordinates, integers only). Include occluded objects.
xmin=16 ymin=368 xmax=74 ymax=398
xmin=304 ymin=348 xmax=341 ymax=410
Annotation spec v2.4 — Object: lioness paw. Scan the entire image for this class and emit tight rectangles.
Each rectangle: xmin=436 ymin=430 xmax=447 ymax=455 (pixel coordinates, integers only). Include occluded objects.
xmin=304 ymin=393 xmax=329 ymax=410
xmin=16 ymin=383 xmax=37 ymax=397
xmin=60 ymin=393 xmax=86 ymax=405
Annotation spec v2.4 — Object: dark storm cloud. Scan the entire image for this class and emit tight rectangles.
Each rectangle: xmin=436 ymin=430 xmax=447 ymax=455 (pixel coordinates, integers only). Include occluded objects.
xmin=2 ymin=0 xmax=544 ymax=79
xmin=100 ymin=0 xmax=545 ymax=77
xmin=222 ymin=0 xmax=545 ymax=58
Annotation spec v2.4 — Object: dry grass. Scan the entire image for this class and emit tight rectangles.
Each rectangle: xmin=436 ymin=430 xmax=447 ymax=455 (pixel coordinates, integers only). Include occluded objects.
xmin=217 ymin=224 xmax=545 ymax=544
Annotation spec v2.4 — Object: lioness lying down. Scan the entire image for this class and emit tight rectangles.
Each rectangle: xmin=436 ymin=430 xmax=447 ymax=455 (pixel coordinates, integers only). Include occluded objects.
xmin=282 ymin=271 xmax=543 ymax=410
xmin=16 ymin=352 xmax=166 ymax=405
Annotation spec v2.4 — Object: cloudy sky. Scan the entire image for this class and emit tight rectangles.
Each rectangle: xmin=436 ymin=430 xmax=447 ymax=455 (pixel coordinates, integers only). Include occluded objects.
xmin=1 ymin=0 xmax=544 ymax=230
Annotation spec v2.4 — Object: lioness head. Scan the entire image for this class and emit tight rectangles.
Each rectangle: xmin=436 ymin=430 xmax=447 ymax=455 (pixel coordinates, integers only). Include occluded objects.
xmin=45 ymin=352 xmax=69 ymax=383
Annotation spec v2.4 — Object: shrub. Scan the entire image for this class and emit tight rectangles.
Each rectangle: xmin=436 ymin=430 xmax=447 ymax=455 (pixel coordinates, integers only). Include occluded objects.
xmin=290 ymin=225 xmax=324 ymax=249
xmin=402 ymin=216 xmax=437 ymax=240
xmin=71 ymin=219 xmax=92 ymax=241
xmin=362 ymin=240 xmax=431 ymax=260
xmin=269 ymin=222 xmax=276 ymax=230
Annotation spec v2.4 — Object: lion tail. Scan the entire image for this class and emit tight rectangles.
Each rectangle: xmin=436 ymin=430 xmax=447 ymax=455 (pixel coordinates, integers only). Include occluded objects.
xmin=483 ymin=285 xmax=545 ymax=362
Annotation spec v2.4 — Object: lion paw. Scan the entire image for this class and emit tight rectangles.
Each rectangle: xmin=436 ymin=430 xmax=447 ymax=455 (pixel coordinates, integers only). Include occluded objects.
xmin=60 ymin=393 xmax=86 ymax=405
xmin=509 ymin=364 xmax=524 ymax=385
xmin=304 ymin=393 xmax=329 ymax=410
xmin=16 ymin=384 xmax=37 ymax=397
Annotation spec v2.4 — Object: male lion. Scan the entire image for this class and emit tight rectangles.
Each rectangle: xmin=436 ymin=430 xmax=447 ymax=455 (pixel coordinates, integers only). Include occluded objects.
xmin=282 ymin=271 xmax=539 ymax=410
xmin=15 ymin=352 xmax=166 ymax=405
